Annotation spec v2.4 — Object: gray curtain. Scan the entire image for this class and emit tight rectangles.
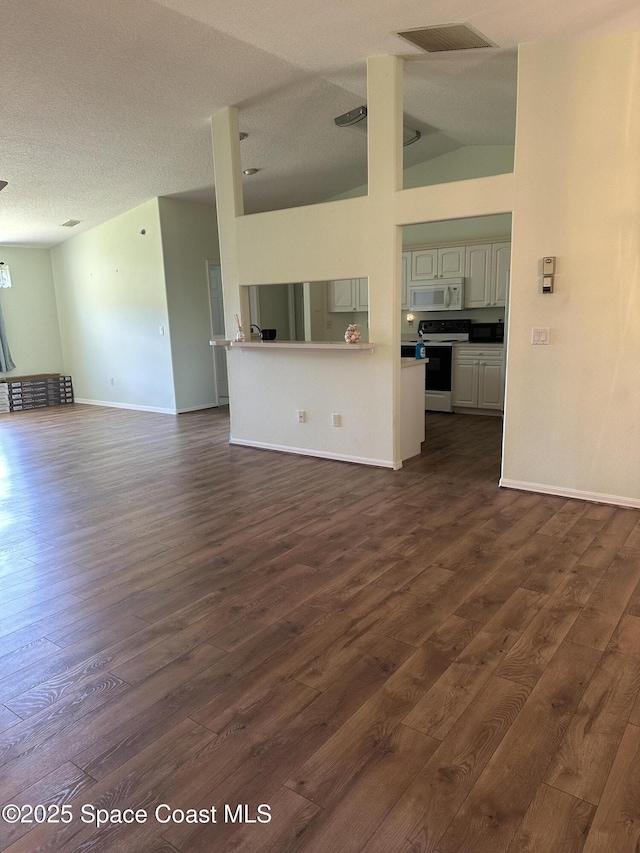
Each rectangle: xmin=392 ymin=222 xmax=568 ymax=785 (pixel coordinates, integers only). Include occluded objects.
xmin=0 ymin=297 xmax=15 ymax=372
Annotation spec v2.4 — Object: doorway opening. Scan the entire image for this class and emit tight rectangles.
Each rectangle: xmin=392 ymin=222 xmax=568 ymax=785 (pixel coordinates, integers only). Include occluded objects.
xmin=401 ymin=213 xmax=511 ymax=479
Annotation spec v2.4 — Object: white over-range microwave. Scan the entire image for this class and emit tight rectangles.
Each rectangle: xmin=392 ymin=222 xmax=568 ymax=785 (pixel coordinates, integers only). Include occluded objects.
xmin=409 ymin=279 xmax=464 ymax=312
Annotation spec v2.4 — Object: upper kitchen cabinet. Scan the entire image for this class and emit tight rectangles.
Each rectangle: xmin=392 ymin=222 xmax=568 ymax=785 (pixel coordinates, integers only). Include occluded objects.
xmin=465 ymin=244 xmax=492 ymax=308
xmin=492 ymin=242 xmax=511 ymax=307
xmin=327 ymin=278 xmax=368 ymax=312
xmin=464 ymin=241 xmax=511 ymax=309
xmin=401 ymin=252 xmax=411 ymax=309
xmin=411 ymin=246 xmax=465 ymax=280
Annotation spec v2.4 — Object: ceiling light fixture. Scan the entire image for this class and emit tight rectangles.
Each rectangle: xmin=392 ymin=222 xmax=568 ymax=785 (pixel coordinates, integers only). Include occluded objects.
xmin=239 ymin=132 xmax=248 ymax=141
xmin=61 ymin=219 xmax=81 ymax=227
xmin=334 ymin=106 xmax=421 ymax=147
xmin=243 ymin=168 xmax=260 ymax=175
xmin=0 ymin=181 xmax=7 ymax=191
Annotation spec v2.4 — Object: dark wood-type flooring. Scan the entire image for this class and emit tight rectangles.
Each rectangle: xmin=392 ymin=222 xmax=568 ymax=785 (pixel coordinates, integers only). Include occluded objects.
xmin=1 ymin=404 xmax=640 ymax=852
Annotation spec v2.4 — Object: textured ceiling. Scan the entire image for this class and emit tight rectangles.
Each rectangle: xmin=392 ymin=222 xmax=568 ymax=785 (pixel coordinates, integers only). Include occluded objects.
xmin=1 ymin=0 xmax=639 ymax=247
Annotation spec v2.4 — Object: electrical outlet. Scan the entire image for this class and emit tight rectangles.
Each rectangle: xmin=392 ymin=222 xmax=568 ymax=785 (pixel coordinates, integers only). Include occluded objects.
xmin=297 ymin=410 xmax=306 ymax=423
xmin=332 ymin=413 xmax=342 ymax=427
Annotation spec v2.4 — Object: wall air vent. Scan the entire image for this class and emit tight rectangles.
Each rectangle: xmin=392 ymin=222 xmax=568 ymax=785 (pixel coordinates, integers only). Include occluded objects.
xmin=397 ymin=23 xmax=496 ymax=52
xmin=61 ymin=219 xmax=81 ymax=227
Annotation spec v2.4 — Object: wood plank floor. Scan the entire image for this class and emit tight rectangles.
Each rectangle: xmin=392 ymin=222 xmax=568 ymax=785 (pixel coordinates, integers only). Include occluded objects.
xmin=0 ymin=403 xmax=639 ymax=852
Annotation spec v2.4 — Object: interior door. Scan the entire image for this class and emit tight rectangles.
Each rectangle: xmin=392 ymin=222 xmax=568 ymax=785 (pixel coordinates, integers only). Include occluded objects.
xmin=208 ymin=263 xmax=229 ymax=404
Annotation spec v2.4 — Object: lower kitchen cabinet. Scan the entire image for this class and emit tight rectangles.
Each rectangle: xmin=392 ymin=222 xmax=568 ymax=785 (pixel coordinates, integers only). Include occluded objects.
xmin=452 ymin=346 xmax=505 ymax=411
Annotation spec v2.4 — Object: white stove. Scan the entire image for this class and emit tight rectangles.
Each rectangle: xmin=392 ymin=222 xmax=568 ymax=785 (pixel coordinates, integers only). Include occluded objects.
xmin=416 ymin=319 xmax=470 ymax=412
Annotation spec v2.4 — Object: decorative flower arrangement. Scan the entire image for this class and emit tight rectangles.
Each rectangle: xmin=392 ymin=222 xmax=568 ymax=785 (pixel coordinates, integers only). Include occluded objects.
xmin=344 ymin=324 xmax=362 ymax=344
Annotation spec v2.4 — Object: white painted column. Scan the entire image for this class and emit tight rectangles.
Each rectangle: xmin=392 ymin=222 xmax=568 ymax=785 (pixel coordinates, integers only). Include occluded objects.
xmin=366 ymin=55 xmax=404 ymax=467
xmin=210 ymin=108 xmax=249 ymax=337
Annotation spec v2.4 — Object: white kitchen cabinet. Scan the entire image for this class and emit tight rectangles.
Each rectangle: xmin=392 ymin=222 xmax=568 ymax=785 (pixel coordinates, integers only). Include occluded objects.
xmin=452 ymin=345 xmax=505 ymax=411
xmin=327 ymin=278 xmax=368 ymax=312
xmin=411 ymin=249 xmax=438 ymax=280
xmin=401 ymin=252 xmax=410 ymax=309
xmin=464 ymin=244 xmax=492 ymax=308
xmin=478 ymin=359 xmax=505 ymax=409
xmin=492 ymin=242 xmax=511 ymax=307
xmin=411 ymin=246 xmax=465 ymax=280
xmin=356 ymin=278 xmax=368 ymax=310
xmin=327 ymin=279 xmax=355 ymax=311
xmin=462 ymin=241 xmax=510 ymax=308
xmin=452 ymin=358 xmax=479 ymax=407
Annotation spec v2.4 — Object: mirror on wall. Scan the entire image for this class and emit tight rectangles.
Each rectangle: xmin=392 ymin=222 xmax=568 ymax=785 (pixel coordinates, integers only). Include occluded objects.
xmin=242 ymin=279 xmax=369 ymax=343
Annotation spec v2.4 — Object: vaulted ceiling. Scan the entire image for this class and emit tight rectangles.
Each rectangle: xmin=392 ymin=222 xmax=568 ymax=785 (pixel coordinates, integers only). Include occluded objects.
xmin=2 ymin=0 xmax=639 ymax=247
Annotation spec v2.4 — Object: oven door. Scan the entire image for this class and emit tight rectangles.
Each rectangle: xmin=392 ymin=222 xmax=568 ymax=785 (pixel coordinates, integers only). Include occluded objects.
xmin=424 ymin=345 xmax=454 ymax=412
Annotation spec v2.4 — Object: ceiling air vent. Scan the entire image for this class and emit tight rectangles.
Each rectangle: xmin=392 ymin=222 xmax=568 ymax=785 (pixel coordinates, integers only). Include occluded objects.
xmin=61 ymin=219 xmax=81 ymax=227
xmin=397 ymin=23 xmax=496 ymax=53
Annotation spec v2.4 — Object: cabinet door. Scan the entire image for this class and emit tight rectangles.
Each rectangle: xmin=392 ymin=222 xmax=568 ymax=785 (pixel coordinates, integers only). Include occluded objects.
xmin=478 ymin=359 xmax=505 ymax=409
xmin=401 ymin=253 xmax=410 ymax=309
xmin=327 ymin=279 xmax=355 ymax=312
xmin=356 ymin=278 xmax=368 ymax=311
xmin=452 ymin=360 xmax=478 ymax=407
xmin=439 ymin=246 xmax=465 ymax=278
xmin=411 ymin=249 xmax=438 ymax=280
xmin=464 ymin=244 xmax=492 ymax=308
xmin=491 ymin=242 xmax=511 ymax=307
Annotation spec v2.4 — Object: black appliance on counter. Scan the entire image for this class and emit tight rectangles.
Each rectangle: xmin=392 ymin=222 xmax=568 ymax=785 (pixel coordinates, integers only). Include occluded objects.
xmin=469 ymin=321 xmax=504 ymax=344
xmin=401 ymin=319 xmax=471 ymax=413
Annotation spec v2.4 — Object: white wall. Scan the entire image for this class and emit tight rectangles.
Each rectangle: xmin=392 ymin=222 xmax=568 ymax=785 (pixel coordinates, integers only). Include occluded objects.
xmin=402 ymin=213 xmax=512 ymax=249
xmin=212 ymin=60 xmax=515 ymax=469
xmin=230 ymin=349 xmax=389 ymax=464
xmin=157 ymin=197 xmax=219 ymax=412
xmin=51 ymin=199 xmax=176 ymax=412
xmin=404 ymin=145 xmax=514 ymax=190
xmin=502 ymin=32 xmax=640 ymax=506
xmin=0 ymin=248 xmax=63 ymax=378
xmin=330 ymin=146 xmax=515 ymax=201
xmin=256 ymin=284 xmax=291 ymax=338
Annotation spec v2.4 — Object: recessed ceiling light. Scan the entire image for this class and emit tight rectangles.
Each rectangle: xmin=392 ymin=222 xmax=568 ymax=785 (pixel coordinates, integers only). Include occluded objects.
xmin=239 ymin=132 xmax=248 ymax=141
xmin=61 ymin=219 xmax=82 ymax=227
xmin=0 ymin=181 xmax=7 ymax=191
xmin=243 ymin=168 xmax=260 ymax=176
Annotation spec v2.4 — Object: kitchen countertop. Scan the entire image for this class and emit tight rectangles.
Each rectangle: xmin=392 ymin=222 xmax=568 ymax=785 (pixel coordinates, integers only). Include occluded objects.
xmin=454 ymin=342 xmax=504 ymax=347
xmin=401 ymin=358 xmax=428 ymax=368
xmin=231 ymin=340 xmax=375 ymax=351
xmin=211 ymin=340 xmax=375 ymax=351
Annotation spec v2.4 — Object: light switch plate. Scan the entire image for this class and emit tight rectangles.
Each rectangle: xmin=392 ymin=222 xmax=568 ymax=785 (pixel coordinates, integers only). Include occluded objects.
xmin=532 ymin=327 xmax=550 ymax=345
xmin=543 ymin=257 xmax=556 ymax=274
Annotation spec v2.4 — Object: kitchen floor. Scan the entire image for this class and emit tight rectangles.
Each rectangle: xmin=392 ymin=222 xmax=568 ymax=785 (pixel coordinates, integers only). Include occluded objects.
xmin=0 ymin=404 xmax=636 ymax=853
xmin=411 ymin=410 xmax=504 ymax=488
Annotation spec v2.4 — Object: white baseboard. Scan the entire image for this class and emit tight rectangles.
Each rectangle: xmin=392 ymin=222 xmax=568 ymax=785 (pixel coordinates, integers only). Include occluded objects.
xmin=499 ymin=478 xmax=640 ymax=509
xmin=176 ymin=404 xmax=218 ymax=413
xmin=229 ymin=437 xmax=398 ymax=469
xmin=75 ymin=398 xmax=177 ymax=415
